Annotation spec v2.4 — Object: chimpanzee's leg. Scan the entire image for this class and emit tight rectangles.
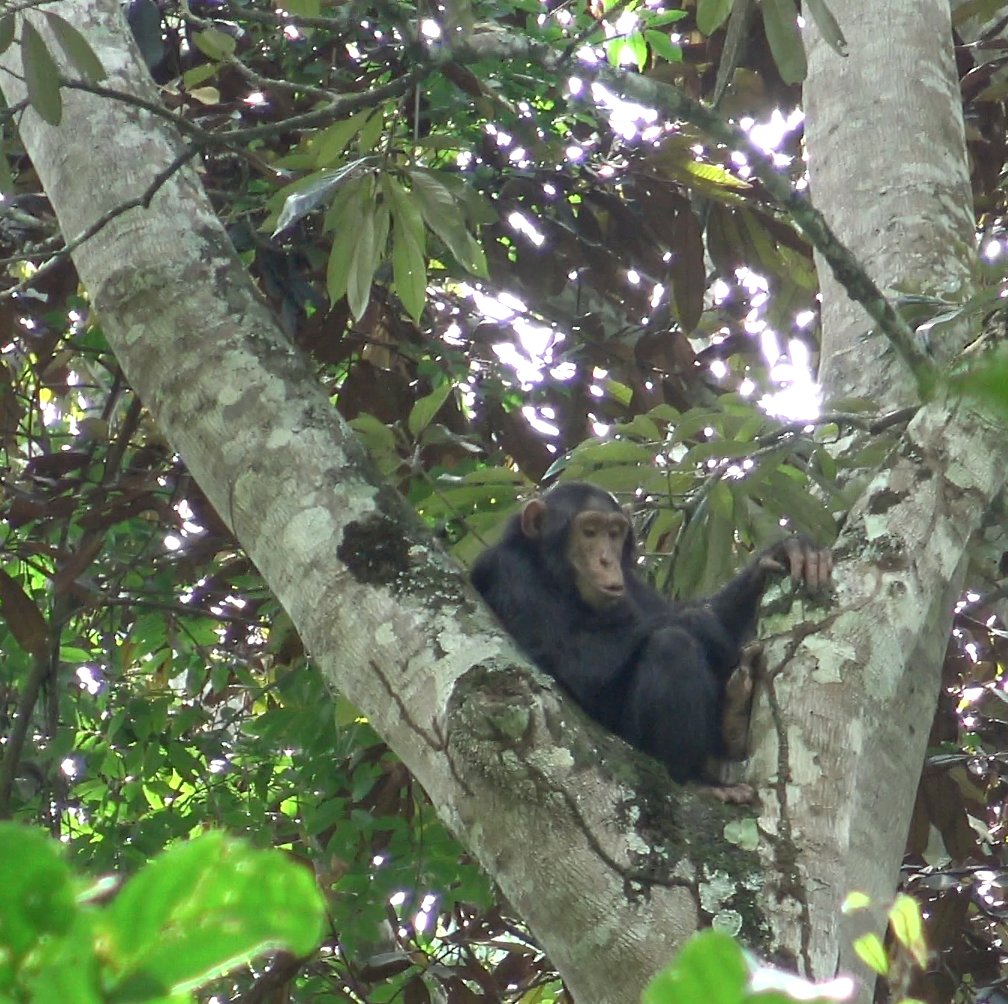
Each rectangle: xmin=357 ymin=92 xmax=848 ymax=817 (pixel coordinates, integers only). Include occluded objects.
xmin=720 ymin=643 xmax=765 ymax=761
xmin=619 ymin=625 xmax=720 ymax=782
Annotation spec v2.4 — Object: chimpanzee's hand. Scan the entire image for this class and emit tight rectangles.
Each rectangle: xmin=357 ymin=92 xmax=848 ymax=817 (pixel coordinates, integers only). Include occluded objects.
xmin=758 ymin=538 xmax=832 ymax=591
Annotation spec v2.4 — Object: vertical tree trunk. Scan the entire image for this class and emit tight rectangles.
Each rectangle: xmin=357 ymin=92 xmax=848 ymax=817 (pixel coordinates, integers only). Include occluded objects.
xmin=747 ymin=0 xmax=991 ymax=985
xmin=806 ymin=0 xmax=976 ymax=404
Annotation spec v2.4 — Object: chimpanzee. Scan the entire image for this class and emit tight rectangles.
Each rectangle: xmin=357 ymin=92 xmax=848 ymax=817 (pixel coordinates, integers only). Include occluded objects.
xmin=470 ymin=481 xmax=831 ymax=794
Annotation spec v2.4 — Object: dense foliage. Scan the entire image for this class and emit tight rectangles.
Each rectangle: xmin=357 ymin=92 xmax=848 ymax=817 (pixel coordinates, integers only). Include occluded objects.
xmin=1 ymin=825 xmax=326 ymax=1002
xmin=5 ymin=0 xmax=1008 ymax=1001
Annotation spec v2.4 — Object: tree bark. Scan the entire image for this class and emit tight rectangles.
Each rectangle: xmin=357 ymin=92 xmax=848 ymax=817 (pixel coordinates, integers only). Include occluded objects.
xmin=0 ymin=4 xmax=758 ymax=1002
xmin=746 ymin=0 xmax=997 ymax=984
xmin=805 ymin=0 xmax=976 ymax=405
xmin=2 ymin=2 xmax=1003 ymax=1002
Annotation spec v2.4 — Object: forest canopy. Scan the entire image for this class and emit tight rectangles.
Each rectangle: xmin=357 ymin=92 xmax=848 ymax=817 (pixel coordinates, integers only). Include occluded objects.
xmin=3 ymin=0 xmax=1008 ymax=1002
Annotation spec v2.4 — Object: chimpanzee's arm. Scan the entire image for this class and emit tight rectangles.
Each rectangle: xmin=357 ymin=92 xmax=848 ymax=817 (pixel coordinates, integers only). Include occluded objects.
xmin=702 ymin=561 xmax=771 ymax=645
xmin=703 ymin=538 xmax=831 ymax=648
xmin=471 ymin=543 xmax=552 ymax=657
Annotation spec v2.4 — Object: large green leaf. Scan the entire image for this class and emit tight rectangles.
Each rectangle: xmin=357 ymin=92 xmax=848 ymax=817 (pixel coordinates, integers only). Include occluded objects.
xmin=0 ymin=15 xmax=14 ymax=54
xmin=347 ymin=201 xmax=388 ymax=320
xmin=385 ymin=175 xmax=428 ymax=320
xmin=803 ymin=0 xmax=848 ymax=56
xmin=408 ymin=383 xmax=454 ymax=438
xmin=0 ymin=824 xmax=76 ymax=962
xmin=44 ymin=12 xmax=106 ymax=81
xmin=409 ymin=169 xmax=488 ymax=277
xmin=762 ymin=0 xmax=807 ymax=84
xmin=104 ymin=832 xmax=325 ymax=995
xmin=22 ymin=21 xmax=62 ymax=125
xmin=326 ymin=181 xmax=369 ymax=304
xmin=392 ymin=224 xmax=427 ymax=321
xmin=644 ymin=930 xmax=747 ymax=1004
xmin=696 ymin=0 xmax=733 ymax=36
xmin=313 ymin=113 xmax=371 ymax=167
xmin=193 ymin=27 xmax=236 ymax=61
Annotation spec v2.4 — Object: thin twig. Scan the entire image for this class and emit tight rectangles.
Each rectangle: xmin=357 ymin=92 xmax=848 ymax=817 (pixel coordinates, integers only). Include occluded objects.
xmin=0 ymin=144 xmax=200 ymax=301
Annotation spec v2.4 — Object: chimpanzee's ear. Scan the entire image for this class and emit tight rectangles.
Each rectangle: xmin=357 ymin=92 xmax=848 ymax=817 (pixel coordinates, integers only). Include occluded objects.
xmin=520 ymin=498 xmax=548 ymax=539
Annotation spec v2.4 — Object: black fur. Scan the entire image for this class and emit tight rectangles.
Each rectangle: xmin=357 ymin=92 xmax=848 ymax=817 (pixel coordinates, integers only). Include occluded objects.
xmin=471 ymin=481 xmax=780 ymax=781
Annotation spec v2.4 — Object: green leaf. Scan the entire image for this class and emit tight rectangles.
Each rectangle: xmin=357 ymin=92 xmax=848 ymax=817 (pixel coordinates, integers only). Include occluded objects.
xmin=643 ymin=505 xmax=683 ymax=557
xmin=696 ymin=0 xmax=733 ymax=36
xmin=0 ymin=566 xmax=50 ymax=658
xmin=371 ymin=201 xmax=390 ymax=272
xmin=347 ymin=202 xmax=379 ymax=320
xmin=951 ymin=345 xmax=1008 ymax=416
xmin=709 ymin=481 xmax=733 ymax=520
xmin=21 ymin=22 xmax=62 ymax=125
xmin=804 ymin=0 xmax=848 ymax=56
xmin=0 ymin=15 xmax=16 ymax=55
xmin=570 ymin=438 xmax=657 ymax=467
xmin=683 ymin=161 xmax=751 ymax=190
xmin=852 ymin=933 xmax=889 ymax=976
xmin=683 ymin=439 xmax=754 ymax=463
xmin=643 ymin=8 xmax=689 ymax=27
xmin=722 ymin=818 xmax=758 ymax=850
xmin=757 ymin=467 xmax=836 ymax=541
xmin=0 ymin=144 xmax=14 ymax=194
xmin=645 ymin=29 xmax=682 ymax=63
xmin=0 ymin=836 xmax=98 ymax=1000
xmin=182 ymin=63 xmax=218 ymax=88
xmin=20 ymin=911 xmax=103 ymax=1004
xmin=626 ymin=31 xmax=648 ymax=71
xmin=357 ymin=109 xmax=386 ymax=153
xmin=409 ymin=170 xmax=487 ymax=276
xmin=386 ymin=175 xmax=428 ymax=320
xmin=348 ymin=415 xmax=399 ymax=477
xmin=673 ymin=508 xmax=710 ymax=599
xmin=0 ymin=824 xmax=76 ymax=961
xmin=43 ymin=13 xmax=106 ymax=83
xmin=457 ymin=469 xmax=527 ymax=487
xmin=813 ymin=446 xmax=837 ymax=483
xmin=643 ymin=930 xmax=747 ymax=1004
xmin=604 ymin=378 xmax=633 ymax=406
xmin=953 ymin=0 xmax=1008 ymax=23
xmin=104 ymin=832 xmax=325 ymax=995
xmin=699 ymin=503 xmax=733 ymax=595
xmin=344 ymin=195 xmax=389 ymax=309
xmin=349 ymin=413 xmax=397 ymax=457
xmin=453 ymin=185 xmax=498 ymax=227
xmin=408 ymin=383 xmax=454 ymax=438
xmin=605 ymin=36 xmax=626 ymax=68
xmin=392 ymin=226 xmax=427 ymax=322
xmin=326 ymin=184 xmax=368 ymax=303
xmin=612 ymin=414 xmax=662 ymax=441
xmin=384 ymin=175 xmax=425 ymax=250
xmin=326 ymin=232 xmax=356 ymax=304
xmin=888 ymin=894 xmax=928 ymax=968
xmin=192 ymin=27 xmax=236 ymax=61
xmin=761 ymin=0 xmax=807 ymax=83
xmin=313 ymin=113 xmax=370 ymax=167
xmin=840 ymin=891 xmax=871 ymax=913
